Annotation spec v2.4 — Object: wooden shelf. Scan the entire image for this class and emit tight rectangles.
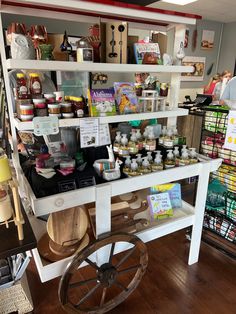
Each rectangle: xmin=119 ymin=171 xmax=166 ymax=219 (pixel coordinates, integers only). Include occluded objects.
xmin=16 ymin=156 xmax=222 ymax=217
xmin=13 ymin=109 xmax=189 ymax=131
xmin=6 ymin=59 xmax=194 ymax=74
xmin=30 ymin=200 xmax=194 ymax=282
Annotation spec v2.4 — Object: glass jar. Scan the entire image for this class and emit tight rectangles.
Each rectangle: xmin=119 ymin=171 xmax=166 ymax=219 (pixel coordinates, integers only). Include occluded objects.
xmin=73 ymin=97 xmax=85 ymax=117
xmin=61 ymin=102 xmax=72 ymax=113
xmin=160 ymin=83 xmax=169 ymax=97
xmin=39 ymin=44 xmax=53 ymax=60
xmin=76 ymin=39 xmax=93 ymax=63
xmin=48 ymin=103 xmax=61 ymax=114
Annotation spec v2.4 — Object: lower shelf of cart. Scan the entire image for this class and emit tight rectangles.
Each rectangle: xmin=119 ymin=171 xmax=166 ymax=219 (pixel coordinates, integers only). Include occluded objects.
xmin=16 ymin=155 xmax=221 ymax=217
xmin=30 ymin=201 xmax=194 ymax=282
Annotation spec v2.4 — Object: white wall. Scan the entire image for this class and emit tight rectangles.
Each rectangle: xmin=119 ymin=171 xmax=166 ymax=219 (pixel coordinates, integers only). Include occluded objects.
xmin=218 ymin=22 xmax=236 ymax=74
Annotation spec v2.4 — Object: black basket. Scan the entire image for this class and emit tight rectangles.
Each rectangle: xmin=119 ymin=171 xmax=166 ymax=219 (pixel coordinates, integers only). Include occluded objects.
xmin=204 ymin=210 xmax=236 ymax=243
xmin=200 ymin=108 xmax=236 ymax=165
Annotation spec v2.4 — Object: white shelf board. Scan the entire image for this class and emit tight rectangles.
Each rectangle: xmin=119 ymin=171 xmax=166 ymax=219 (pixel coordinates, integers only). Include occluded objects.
xmin=19 ymin=157 xmax=221 ymax=217
xmin=6 ymin=59 xmax=194 ymax=74
xmin=13 ymin=109 xmax=189 ymax=131
xmin=30 ymin=200 xmax=194 ymax=282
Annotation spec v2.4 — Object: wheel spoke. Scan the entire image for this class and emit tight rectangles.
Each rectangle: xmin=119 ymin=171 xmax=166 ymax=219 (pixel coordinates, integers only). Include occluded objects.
xmin=100 ymin=287 xmax=107 ymax=306
xmin=118 ymin=264 xmax=141 ymax=275
xmin=75 ymin=283 xmax=101 ymax=308
xmin=115 ymin=246 xmax=136 ymax=269
xmin=114 ymin=280 xmax=128 ymax=292
xmin=109 ymin=242 xmax=116 ymax=264
xmin=69 ymin=277 xmax=98 ymax=289
xmin=85 ymin=258 xmax=100 ymax=271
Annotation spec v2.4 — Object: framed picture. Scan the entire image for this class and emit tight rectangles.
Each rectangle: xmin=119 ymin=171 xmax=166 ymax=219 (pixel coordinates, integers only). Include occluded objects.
xmin=181 ymin=56 xmax=206 ymax=81
xmin=201 ymin=30 xmax=215 ymax=50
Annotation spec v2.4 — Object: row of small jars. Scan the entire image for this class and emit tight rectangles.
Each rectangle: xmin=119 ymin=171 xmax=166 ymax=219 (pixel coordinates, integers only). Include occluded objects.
xmin=17 ymin=94 xmax=86 ymax=121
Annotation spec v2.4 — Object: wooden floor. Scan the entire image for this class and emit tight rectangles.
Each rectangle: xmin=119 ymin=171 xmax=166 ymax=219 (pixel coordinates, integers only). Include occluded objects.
xmin=26 ymin=229 xmax=236 ymax=314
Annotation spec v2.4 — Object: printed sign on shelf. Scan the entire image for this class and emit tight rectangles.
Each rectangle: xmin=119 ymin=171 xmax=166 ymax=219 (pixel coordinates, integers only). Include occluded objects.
xmin=224 ymin=111 xmax=236 ymax=152
xmin=80 ymin=118 xmax=99 ymax=148
xmin=33 ymin=116 xmax=59 ymax=136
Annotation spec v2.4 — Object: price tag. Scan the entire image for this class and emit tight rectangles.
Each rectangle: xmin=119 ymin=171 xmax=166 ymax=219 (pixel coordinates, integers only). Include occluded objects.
xmin=33 ymin=116 xmax=59 ymax=136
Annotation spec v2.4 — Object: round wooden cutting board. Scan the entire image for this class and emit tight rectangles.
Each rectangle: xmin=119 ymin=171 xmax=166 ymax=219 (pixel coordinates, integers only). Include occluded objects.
xmin=38 ymin=232 xmax=90 ymax=262
xmin=47 ymin=206 xmax=88 ymax=246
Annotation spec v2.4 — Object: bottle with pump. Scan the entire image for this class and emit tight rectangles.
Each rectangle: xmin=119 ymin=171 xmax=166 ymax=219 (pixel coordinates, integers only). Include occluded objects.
xmin=163 ymin=128 xmax=174 ymax=148
xmin=123 ymin=156 xmax=131 ymax=175
xmin=143 ymin=127 xmax=149 ymax=150
xmin=129 ymin=159 xmax=139 ymax=177
xmin=181 ymin=145 xmax=187 ymax=154
xmin=159 ymin=126 xmax=167 ymax=146
xmin=151 ymin=151 xmax=163 ymax=172
xmin=173 ymin=146 xmax=180 ymax=166
xmin=136 ymin=129 xmax=143 ymax=151
xmin=172 ymin=127 xmax=179 ymax=146
xmin=139 ymin=157 xmax=151 ymax=175
xmin=119 ymin=134 xmax=129 ymax=157
xmin=136 ymin=153 xmax=143 ymax=167
xmin=128 ymin=131 xmax=138 ymax=155
xmin=113 ymin=131 xmax=121 ymax=154
xmin=147 ymin=151 xmax=153 ymax=164
xmin=179 ymin=148 xmax=190 ymax=166
xmin=146 ymin=129 xmax=156 ymax=151
xmin=189 ymin=148 xmax=198 ymax=164
xmin=165 ymin=150 xmax=175 ymax=169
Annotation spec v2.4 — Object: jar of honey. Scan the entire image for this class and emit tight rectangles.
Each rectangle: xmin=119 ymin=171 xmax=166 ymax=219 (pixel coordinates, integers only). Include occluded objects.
xmin=73 ymin=97 xmax=85 ymax=117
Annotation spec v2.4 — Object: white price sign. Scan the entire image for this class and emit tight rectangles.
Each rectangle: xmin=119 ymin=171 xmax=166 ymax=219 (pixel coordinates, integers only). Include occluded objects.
xmin=33 ymin=116 xmax=59 ymax=136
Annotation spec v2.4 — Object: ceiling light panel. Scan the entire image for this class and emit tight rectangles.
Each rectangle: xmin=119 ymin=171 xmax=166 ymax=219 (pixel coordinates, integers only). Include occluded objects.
xmin=162 ymin=0 xmax=198 ymax=5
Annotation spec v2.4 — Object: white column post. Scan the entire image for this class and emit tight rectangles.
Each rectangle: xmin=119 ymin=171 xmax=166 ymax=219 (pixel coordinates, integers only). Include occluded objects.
xmin=188 ymin=162 xmax=211 ymax=265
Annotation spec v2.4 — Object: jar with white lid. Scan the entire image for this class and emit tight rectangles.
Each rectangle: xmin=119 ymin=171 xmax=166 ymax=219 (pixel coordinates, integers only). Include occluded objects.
xmin=76 ymin=39 xmax=93 ymax=63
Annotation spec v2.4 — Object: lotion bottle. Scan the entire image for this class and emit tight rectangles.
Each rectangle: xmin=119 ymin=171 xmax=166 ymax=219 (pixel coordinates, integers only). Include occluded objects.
xmin=139 ymin=157 xmax=151 ymax=175
xmin=113 ymin=131 xmax=121 ymax=154
xmin=119 ymin=134 xmax=129 ymax=157
xmin=136 ymin=129 xmax=143 ymax=151
xmin=146 ymin=129 xmax=156 ymax=151
xmin=151 ymin=151 xmax=163 ymax=172
xmin=123 ymin=156 xmax=131 ymax=175
xmin=129 ymin=159 xmax=139 ymax=177
xmin=136 ymin=153 xmax=143 ymax=167
xmin=159 ymin=125 xmax=167 ymax=146
xmin=173 ymin=146 xmax=180 ymax=166
xmin=128 ymin=131 xmax=138 ymax=155
xmin=189 ymin=148 xmax=198 ymax=164
xmin=179 ymin=148 xmax=190 ymax=166
xmin=165 ymin=150 xmax=175 ymax=169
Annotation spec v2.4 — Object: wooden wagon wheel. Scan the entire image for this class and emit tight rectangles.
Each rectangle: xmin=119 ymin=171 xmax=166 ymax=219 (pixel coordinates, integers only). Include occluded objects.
xmin=59 ymin=232 xmax=148 ymax=314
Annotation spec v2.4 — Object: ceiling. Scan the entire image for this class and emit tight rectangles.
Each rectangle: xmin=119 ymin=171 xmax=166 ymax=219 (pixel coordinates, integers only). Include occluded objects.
xmin=149 ymin=0 xmax=236 ymax=23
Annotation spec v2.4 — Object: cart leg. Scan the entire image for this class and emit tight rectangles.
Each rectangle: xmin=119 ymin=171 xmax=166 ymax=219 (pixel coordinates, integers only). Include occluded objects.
xmin=188 ymin=163 xmax=211 ymax=265
xmin=96 ymin=184 xmax=112 ymax=266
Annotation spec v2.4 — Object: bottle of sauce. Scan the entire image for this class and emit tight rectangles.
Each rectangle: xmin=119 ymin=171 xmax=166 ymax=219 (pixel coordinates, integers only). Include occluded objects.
xmin=29 ymin=73 xmax=42 ymax=96
xmin=16 ymin=73 xmax=28 ymax=99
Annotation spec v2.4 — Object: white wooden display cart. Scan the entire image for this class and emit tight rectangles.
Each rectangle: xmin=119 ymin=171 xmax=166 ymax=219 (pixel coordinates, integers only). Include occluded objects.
xmin=0 ymin=1 xmax=222 ymax=313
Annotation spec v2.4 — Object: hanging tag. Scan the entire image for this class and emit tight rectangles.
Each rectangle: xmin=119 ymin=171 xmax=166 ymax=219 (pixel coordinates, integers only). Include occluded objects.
xmin=33 ymin=116 xmax=59 ymax=136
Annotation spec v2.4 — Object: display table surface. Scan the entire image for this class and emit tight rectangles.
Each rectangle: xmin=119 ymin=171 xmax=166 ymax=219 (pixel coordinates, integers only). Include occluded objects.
xmin=0 ymin=203 xmax=37 ymax=259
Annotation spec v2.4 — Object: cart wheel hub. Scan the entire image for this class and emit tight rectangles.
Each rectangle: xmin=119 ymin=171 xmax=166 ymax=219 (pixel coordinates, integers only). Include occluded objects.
xmin=98 ymin=263 xmax=117 ymax=287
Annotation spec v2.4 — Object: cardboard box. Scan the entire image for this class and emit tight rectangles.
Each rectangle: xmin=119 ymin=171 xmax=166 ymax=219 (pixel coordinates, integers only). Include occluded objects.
xmin=152 ymin=32 xmax=167 ymax=57
xmin=105 ymin=21 xmax=128 ymax=64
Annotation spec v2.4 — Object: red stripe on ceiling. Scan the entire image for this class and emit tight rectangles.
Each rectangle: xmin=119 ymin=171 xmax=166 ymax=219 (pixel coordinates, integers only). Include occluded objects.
xmin=2 ymin=0 xmax=202 ymax=20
